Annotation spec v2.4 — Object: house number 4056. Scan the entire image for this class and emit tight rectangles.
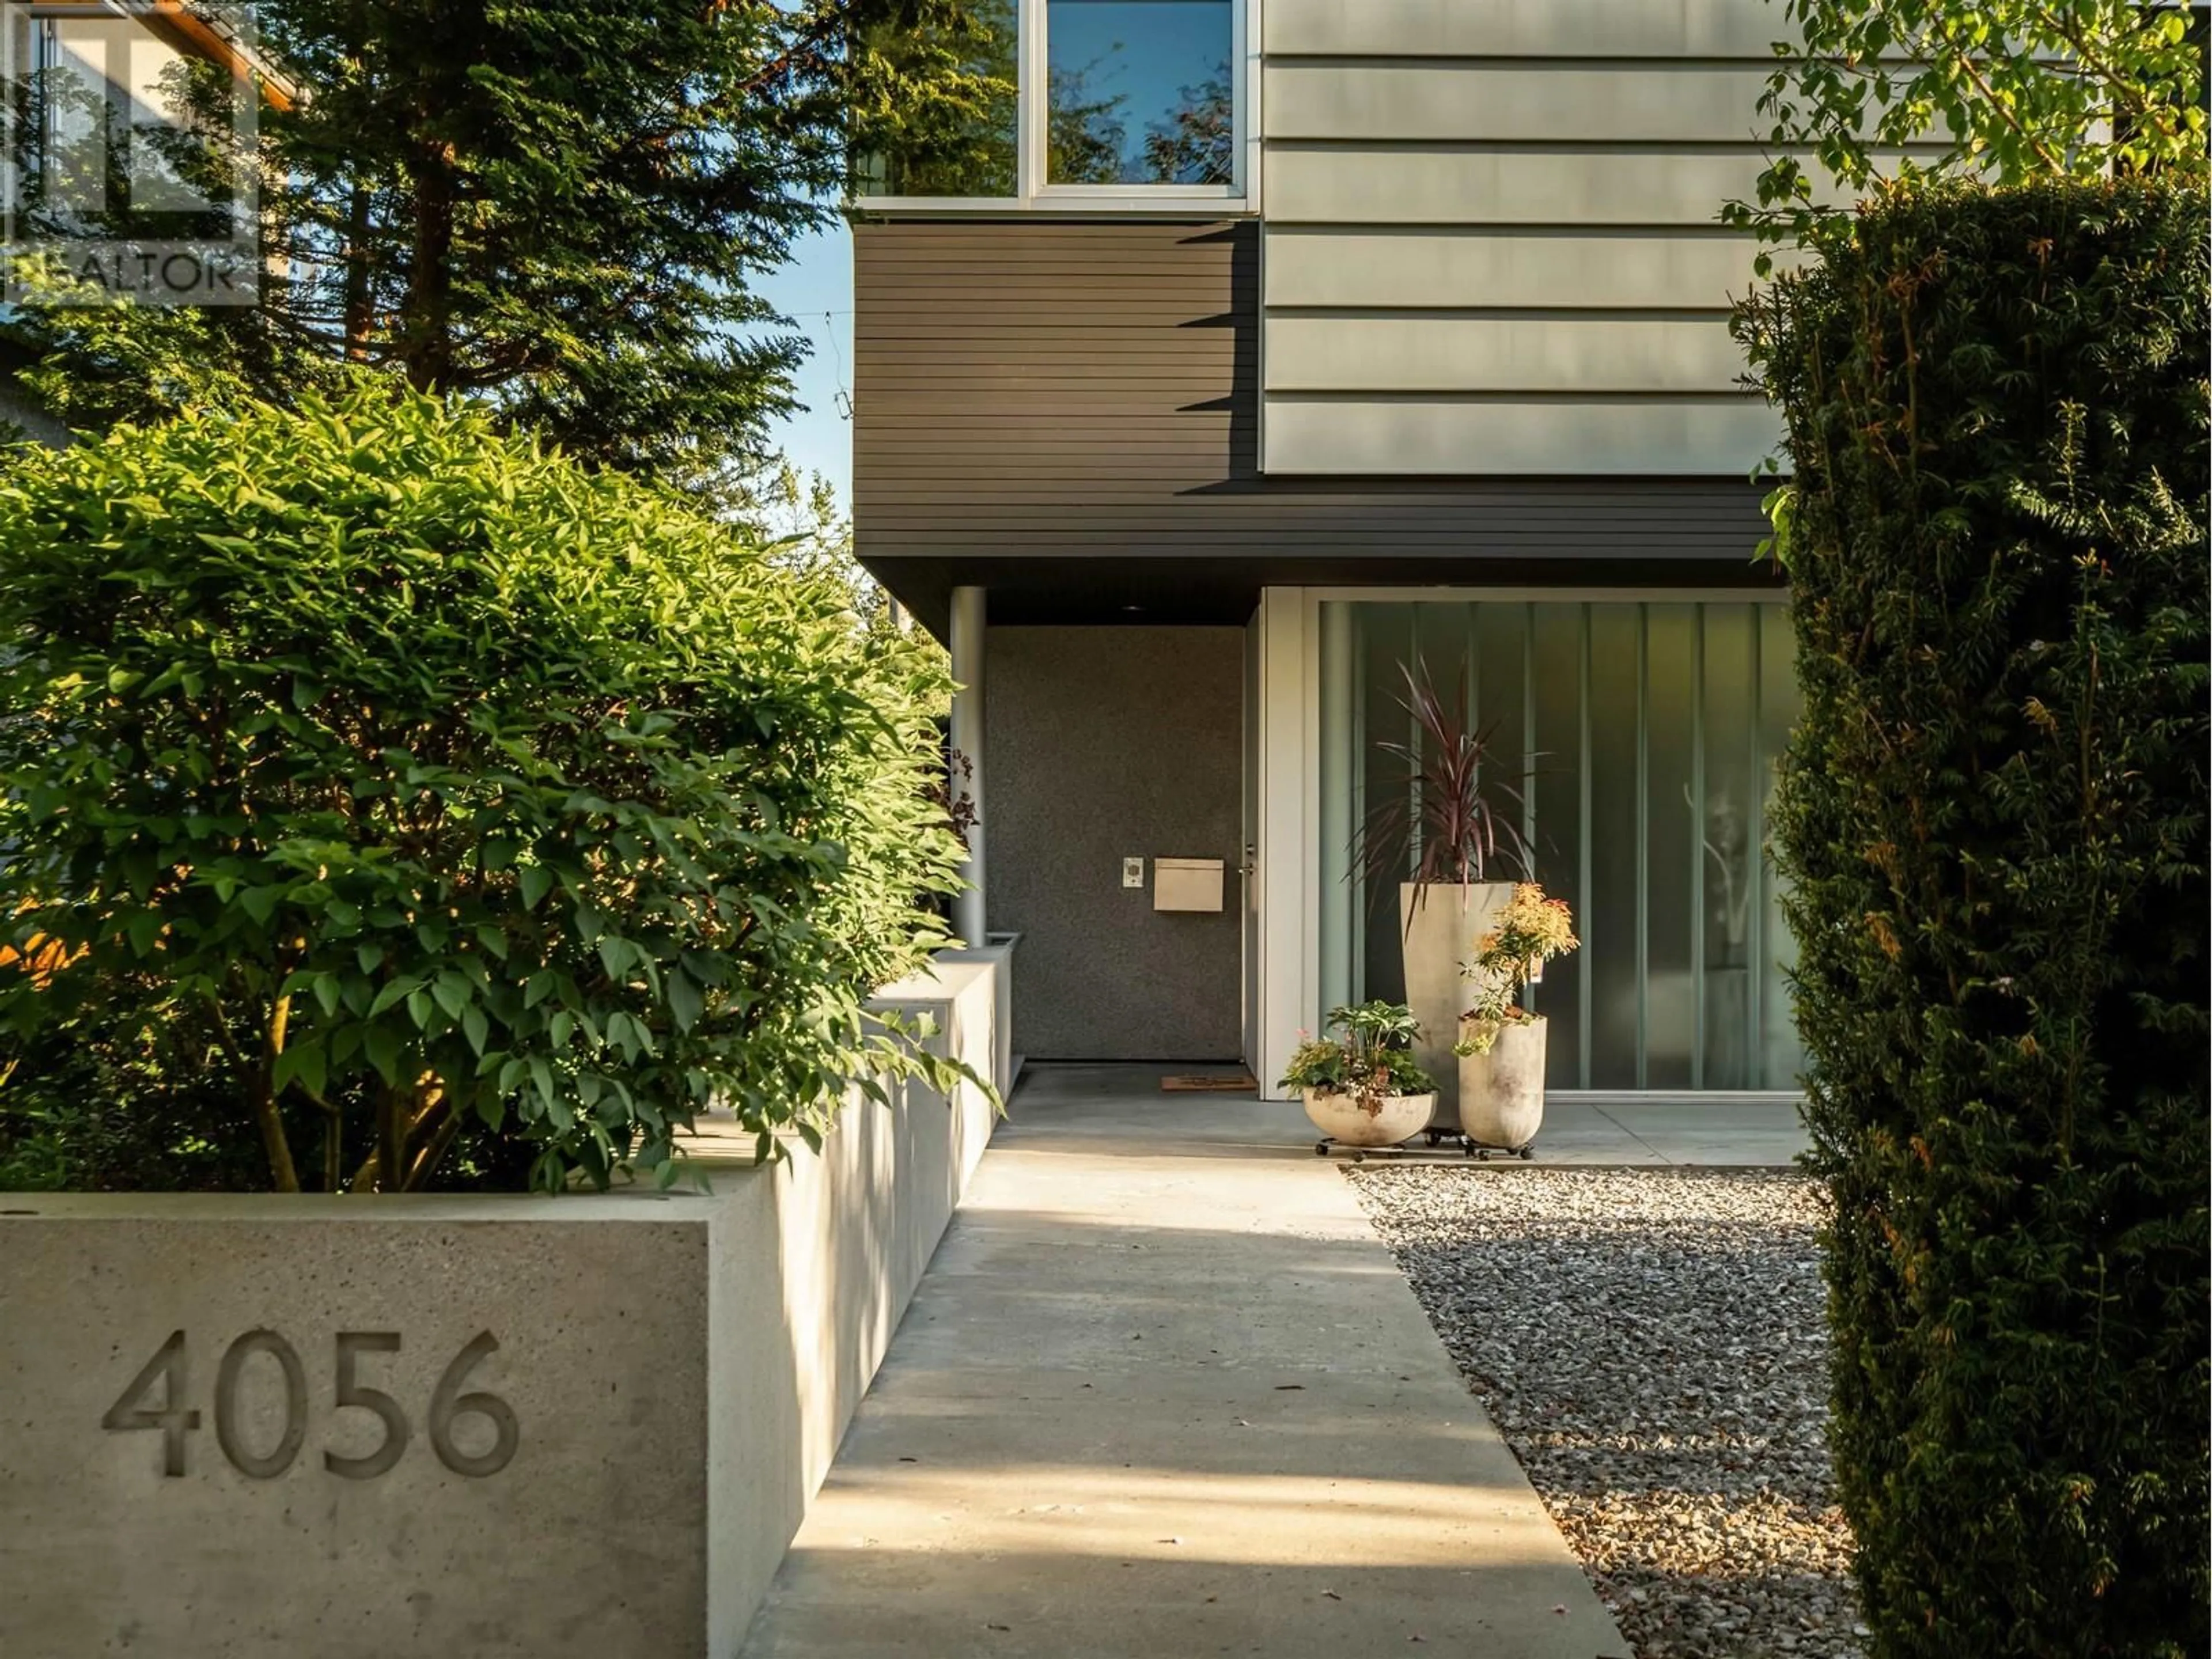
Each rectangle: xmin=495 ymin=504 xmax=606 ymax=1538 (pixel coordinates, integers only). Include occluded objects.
xmin=102 ymin=1330 xmax=519 ymax=1480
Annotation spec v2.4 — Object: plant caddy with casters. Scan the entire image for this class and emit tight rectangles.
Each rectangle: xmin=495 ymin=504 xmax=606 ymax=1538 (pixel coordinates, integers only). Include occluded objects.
xmin=1280 ymin=1001 xmax=1437 ymax=1158
xmin=1454 ymin=884 xmax=1580 ymax=1158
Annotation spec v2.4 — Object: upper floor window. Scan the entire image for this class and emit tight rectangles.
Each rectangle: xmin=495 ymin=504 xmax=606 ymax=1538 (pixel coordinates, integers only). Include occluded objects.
xmin=855 ymin=0 xmax=1248 ymax=208
xmin=1047 ymin=1 xmax=1233 ymax=186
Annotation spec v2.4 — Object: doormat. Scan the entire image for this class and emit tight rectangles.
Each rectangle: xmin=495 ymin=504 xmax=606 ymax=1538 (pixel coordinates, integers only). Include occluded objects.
xmin=1160 ymin=1074 xmax=1257 ymax=1093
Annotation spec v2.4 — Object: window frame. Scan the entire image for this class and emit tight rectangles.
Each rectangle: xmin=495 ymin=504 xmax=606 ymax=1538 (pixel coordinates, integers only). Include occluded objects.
xmin=855 ymin=0 xmax=1257 ymax=214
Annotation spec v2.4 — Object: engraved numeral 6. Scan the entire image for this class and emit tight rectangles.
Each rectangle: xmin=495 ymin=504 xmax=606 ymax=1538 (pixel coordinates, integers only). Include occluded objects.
xmin=427 ymin=1332 xmax=519 ymax=1478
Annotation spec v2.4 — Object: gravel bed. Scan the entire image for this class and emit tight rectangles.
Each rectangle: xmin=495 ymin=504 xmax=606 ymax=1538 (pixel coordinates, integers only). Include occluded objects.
xmin=1346 ymin=1166 xmax=1865 ymax=1659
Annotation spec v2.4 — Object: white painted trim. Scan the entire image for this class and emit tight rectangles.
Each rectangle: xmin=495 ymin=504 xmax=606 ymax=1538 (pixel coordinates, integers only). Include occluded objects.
xmin=1240 ymin=0 xmax=1262 ymax=215
xmin=1016 ymin=0 xmax=1043 ymax=200
xmin=1298 ymin=588 xmax=1324 ymax=1060
xmin=852 ymin=198 xmax=1253 ymax=218
xmin=1035 ymin=185 xmax=1243 ymax=202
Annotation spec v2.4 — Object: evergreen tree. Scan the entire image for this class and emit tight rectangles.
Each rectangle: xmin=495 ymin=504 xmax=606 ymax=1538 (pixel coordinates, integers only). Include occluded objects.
xmin=2 ymin=1 xmax=998 ymax=509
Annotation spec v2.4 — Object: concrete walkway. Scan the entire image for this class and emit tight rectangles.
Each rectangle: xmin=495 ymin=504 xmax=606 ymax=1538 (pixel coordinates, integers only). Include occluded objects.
xmin=741 ymin=1066 xmax=1806 ymax=1658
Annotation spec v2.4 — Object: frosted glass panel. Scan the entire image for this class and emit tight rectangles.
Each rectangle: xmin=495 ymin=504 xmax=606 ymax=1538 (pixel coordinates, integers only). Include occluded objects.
xmin=1529 ymin=605 xmax=1585 ymax=1082
xmin=1475 ymin=603 xmax=1530 ymax=836
xmin=1699 ymin=606 xmax=1758 ymax=1088
xmin=1356 ymin=604 xmax=1414 ymax=1005
xmin=1586 ymin=607 xmax=1642 ymax=1088
xmin=1320 ymin=597 xmax=1804 ymax=1093
xmin=1643 ymin=606 xmax=1696 ymax=1090
xmin=1317 ymin=602 xmax=1357 ymax=1020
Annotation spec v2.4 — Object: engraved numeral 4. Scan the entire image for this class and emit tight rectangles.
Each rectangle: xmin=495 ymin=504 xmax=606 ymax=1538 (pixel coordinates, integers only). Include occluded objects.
xmin=101 ymin=1330 xmax=202 ymax=1477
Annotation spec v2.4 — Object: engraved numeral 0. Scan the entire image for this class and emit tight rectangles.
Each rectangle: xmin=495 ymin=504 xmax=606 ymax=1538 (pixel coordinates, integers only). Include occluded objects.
xmin=102 ymin=1330 xmax=516 ymax=1480
xmin=213 ymin=1329 xmax=309 ymax=1479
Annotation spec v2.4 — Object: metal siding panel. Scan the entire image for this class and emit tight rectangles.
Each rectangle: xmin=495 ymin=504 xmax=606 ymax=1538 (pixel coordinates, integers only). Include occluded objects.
xmin=1264 ymin=64 xmax=1783 ymax=143
xmin=1263 ymin=0 xmax=1794 ymax=58
xmin=1264 ymin=145 xmax=1847 ymax=228
xmin=1262 ymin=396 xmax=1782 ymax=475
xmin=1264 ymin=314 xmax=1745 ymax=393
xmin=1262 ymin=227 xmax=1783 ymax=309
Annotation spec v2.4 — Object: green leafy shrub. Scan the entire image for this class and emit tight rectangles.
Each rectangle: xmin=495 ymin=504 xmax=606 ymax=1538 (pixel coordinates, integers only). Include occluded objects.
xmin=0 ymin=389 xmax=972 ymax=1194
xmin=0 ymin=991 xmax=265 ymax=1193
xmin=1738 ymin=177 xmax=2209 ymax=1656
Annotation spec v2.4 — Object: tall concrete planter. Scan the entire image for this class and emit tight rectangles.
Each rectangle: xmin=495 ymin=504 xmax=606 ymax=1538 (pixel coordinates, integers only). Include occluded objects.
xmin=1399 ymin=881 xmax=1513 ymax=1125
xmin=1459 ymin=1016 xmax=1548 ymax=1153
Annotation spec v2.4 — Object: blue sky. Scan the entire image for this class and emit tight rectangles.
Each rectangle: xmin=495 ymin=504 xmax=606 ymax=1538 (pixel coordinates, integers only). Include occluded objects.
xmin=753 ymin=221 xmax=855 ymax=506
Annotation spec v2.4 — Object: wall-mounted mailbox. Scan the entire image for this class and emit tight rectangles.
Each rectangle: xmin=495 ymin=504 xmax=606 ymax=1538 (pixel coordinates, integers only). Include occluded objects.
xmin=1153 ymin=857 xmax=1224 ymax=913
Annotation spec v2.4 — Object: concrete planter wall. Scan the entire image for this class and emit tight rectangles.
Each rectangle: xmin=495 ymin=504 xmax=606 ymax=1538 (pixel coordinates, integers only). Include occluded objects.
xmin=0 ymin=952 xmax=1003 ymax=1659
xmin=931 ymin=932 xmax=1020 ymax=1089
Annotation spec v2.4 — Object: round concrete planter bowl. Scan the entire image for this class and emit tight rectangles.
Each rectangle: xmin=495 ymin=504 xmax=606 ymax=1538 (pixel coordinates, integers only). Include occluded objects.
xmin=1459 ymin=1016 xmax=1547 ymax=1152
xmin=1303 ymin=1088 xmax=1435 ymax=1149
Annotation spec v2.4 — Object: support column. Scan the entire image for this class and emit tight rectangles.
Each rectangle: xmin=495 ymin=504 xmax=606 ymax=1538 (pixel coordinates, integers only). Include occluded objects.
xmin=1253 ymin=589 xmax=1321 ymax=1098
xmin=948 ymin=585 xmax=987 ymax=948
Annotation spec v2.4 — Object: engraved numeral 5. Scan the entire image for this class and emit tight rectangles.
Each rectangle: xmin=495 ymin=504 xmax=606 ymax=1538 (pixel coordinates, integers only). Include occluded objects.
xmin=325 ymin=1332 xmax=409 ymax=1480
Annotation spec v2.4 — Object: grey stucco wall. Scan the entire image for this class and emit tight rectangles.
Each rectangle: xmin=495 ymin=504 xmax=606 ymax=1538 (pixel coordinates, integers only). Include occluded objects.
xmin=987 ymin=625 xmax=1244 ymax=1062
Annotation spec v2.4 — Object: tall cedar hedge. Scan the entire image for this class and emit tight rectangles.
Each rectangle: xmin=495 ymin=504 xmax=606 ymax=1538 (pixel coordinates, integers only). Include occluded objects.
xmin=1743 ymin=178 xmax=2209 ymax=1656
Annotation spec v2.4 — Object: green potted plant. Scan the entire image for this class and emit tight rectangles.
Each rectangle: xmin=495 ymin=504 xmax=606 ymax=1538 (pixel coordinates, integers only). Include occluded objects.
xmin=1279 ymin=1001 xmax=1438 ymax=1153
xmin=1350 ymin=660 xmax=1531 ymax=1126
xmin=1455 ymin=884 xmax=1580 ymax=1154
